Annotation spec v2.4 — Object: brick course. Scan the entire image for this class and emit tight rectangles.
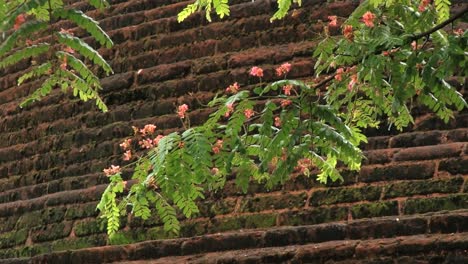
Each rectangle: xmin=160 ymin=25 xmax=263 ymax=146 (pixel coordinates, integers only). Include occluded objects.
xmin=0 ymin=0 xmax=467 ymax=262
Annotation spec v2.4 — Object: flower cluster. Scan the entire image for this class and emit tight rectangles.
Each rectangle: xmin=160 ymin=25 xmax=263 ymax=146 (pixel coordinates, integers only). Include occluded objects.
xmin=103 ymin=165 xmax=121 ymax=177
xmin=282 ymin=85 xmax=293 ymax=95
xmin=244 ymin=108 xmax=255 ymax=119
xmin=343 ymin=25 xmax=353 ymax=41
xmin=418 ymin=0 xmax=431 ymax=12
xmin=177 ymin=104 xmax=189 ymax=119
xmin=294 ymin=158 xmax=312 ymax=174
xmin=362 ymin=11 xmax=376 ymax=28
xmin=225 ymin=82 xmax=240 ymax=94
xmin=328 ymin=16 xmax=338 ymax=27
xmin=250 ymin=66 xmax=264 ymax=78
xmin=224 ymin=103 xmax=234 ymax=118
xmin=275 ymin=62 xmax=292 ymax=77
xmin=212 ymin=139 xmax=223 ymax=154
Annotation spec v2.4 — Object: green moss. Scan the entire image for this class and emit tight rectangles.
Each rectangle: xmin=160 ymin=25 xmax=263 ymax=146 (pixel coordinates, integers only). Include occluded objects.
xmin=351 ymin=201 xmax=398 ymax=219
xmin=240 ymin=193 xmax=307 ymax=212
xmin=310 ymin=186 xmax=381 ymax=206
xmin=51 ymin=235 xmax=107 ymax=252
xmin=64 ymin=203 xmax=98 ymax=220
xmin=384 ymin=178 xmax=463 ymax=198
xmin=404 ymin=194 xmax=468 ymax=214
xmin=279 ymin=206 xmax=348 ymax=226
xmin=15 ymin=211 xmax=44 ymax=229
xmin=74 ymin=219 xmax=106 ymax=237
xmin=0 ymin=229 xmax=28 ymax=249
xmin=108 ymin=229 xmax=148 ymax=245
xmin=244 ymin=213 xmax=277 ymax=229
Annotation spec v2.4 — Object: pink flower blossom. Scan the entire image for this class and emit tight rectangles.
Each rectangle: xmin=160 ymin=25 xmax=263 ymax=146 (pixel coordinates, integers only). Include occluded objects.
xmin=153 ymin=135 xmax=164 ymax=146
xmin=177 ymin=104 xmax=189 ymax=119
xmin=249 ymin=66 xmax=264 ymax=78
xmin=244 ymin=109 xmax=254 ymax=119
xmin=294 ymin=158 xmax=312 ymax=174
xmin=211 ymin=167 xmax=220 ymax=175
xmin=139 ymin=138 xmax=154 ymax=149
xmin=418 ymin=0 xmax=431 ymax=12
xmin=275 ymin=62 xmax=292 ymax=77
xmin=280 ymin=99 xmax=292 ymax=108
xmin=212 ymin=139 xmax=223 ymax=154
xmin=225 ymin=82 xmax=240 ymax=94
xmin=103 ymin=165 xmax=121 ymax=176
xmin=343 ymin=25 xmax=354 ymax=41
xmin=140 ymin=124 xmax=156 ymax=136
xmin=411 ymin=41 xmax=418 ymax=50
xmin=347 ymin=74 xmax=358 ymax=91
xmin=453 ymin=28 xmax=464 ymax=36
xmin=328 ymin=15 xmax=338 ymax=27
xmin=362 ymin=11 xmax=376 ymax=28
xmin=282 ymin=85 xmax=293 ymax=95
xmin=224 ymin=103 xmax=234 ymax=118
xmin=123 ymin=150 xmax=132 ymax=161
xmin=119 ymin=139 xmax=132 ymax=150
xmin=335 ymin=68 xmax=345 ymax=81
xmin=274 ymin=116 xmax=281 ymax=127
xmin=14 ymin=14 xmax=26 ymax=30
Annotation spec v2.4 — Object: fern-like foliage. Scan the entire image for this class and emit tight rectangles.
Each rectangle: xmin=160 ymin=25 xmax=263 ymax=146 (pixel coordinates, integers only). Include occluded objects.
xmin=0 ymin=0 xmax=113 ymax=112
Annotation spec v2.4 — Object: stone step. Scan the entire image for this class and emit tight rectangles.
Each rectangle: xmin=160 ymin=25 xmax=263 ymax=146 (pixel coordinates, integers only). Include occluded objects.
xmin=2 ymin=209 xmax=466 ymax=264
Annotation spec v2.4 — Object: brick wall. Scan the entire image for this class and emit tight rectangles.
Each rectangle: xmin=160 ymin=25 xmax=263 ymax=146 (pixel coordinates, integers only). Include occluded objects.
xmin=0 ymin=0 xmax=467 ymax=262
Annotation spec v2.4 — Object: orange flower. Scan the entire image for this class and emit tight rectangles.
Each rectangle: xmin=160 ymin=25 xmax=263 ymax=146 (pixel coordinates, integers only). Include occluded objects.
xmin=343 ymin=25 xmax=354 ymax=41
xmin=119 ymin=139 xmax=132 ymax=150
xmin=347 ymin=74 xmax=358 ymax=91
xmin=212 ymin=139 xmax=223 ymax=154
xmin=275 ymin=62 xmax=292 ymax=77
xmin=274 ymin=116 xmax=281 ymax=127
xmin=103 ymin=165 xmax=121 ymax=176
xmin=177 ymin=104 xmax=189 ymax=119
xmin=140 ymin=124 xmax=156 ymax=136
xmin=123 ymin=150 xmax=132 ymax=161
xmin=139 ymin=138 xmax=154 ymax=149
xmin=335 ymin=68 xmax=344 ymax=81
xmin=249 ymin=66 xmax=264 ymax=78
xmin=224 ymin=103 xmax=234 ymax=118
xmin=362 ymin=11 xmax=376 ymax=28
xmin=225 ymin=82 xmax=240 ymax=94
xmin=282 ymin=85 xmax=293 ymax=95
xmin=280 ymin=99 xmax=292 ymax=108
xmin=244 ymin=109 xmax=254 ymax=119
xmin=14 ymin=14 xmax=26 ymax=30
xmin=411 ymin=41 xmax=418 ymax=51
xmin=418 ymin=0 xmax=431 ymax=12
xmin=328 ymin=15 xmax=338 ymax=27
xmin=153 ymin=135 xmax=164 ymax=146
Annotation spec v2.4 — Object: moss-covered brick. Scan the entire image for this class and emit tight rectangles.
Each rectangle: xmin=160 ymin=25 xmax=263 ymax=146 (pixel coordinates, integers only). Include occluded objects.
xmin=18 ymin=243 xmax=51 ymax=258
xmin=359 ymin=162 xmax=435 ymax=183
xmin=15 ymin=211 xmax=44 ymax=229
xmin=278 ymin=206 xmax=348 ymax=226
xmin=74 ymin=219 xmax=106 ymax=237
xmin=240 ymin=193 xmax=307 ymax=213
xmin=64 ymin=203 xmax=99 ymax=220
xmin=31 ymin=222 xmax=73 ymax=243
xmin=439 ymin=157 xmax=468 ymax=175
xmin=0 ymin=229 xmax=28 ymax=249
xmin=108 ymin=229 xmax=149 ymax=246
xmin=198 ymin=198 xmax=237 ymax=217
xmin=309 ymin=186 xmax=381 ymax=206
xmin=404 ymin=194 xmax=468 ymax=215
xmin=0 ymin=215 xmax=19 ymax=233
xmin=206 ymin=212 xmax=277 ymax=234
xmin=180 ymin=220 xmax=208 ymax=238
xmin=384 ymin=178 xmax=464 ymax=199
xmin=244 ymin=213 xmax=277 ymax=229
xmin=351 ymin=201 xmax=398 ymax=219
xmin=44 ymin=207 xmax=66 ymax=223
xmin=50 ymin=234 xmax=107 ymax=252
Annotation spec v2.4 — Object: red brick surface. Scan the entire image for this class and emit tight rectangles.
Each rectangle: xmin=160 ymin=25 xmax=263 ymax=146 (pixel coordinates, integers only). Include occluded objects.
xmin=0 ymin=0 xmax=467 ymax=262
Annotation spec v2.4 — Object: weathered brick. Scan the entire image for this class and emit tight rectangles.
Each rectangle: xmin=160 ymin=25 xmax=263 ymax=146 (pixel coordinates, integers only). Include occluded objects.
xmin=350 ymin=201 xmax=399 ymax=219
xmin=404 ymin=194 xmax=468 ymax=214
xmin=0 ymin=229 xmax=28 ymax=249
xmin=240 ymin=192 xmax=307 ymax=213
xmin=309 ymin=186 xmax=381 ymax=206
xmin=389 ymin=131 xmax=442 ymax=148
xmin=429 ymin=213 xmax=468 ymax=234
xmin=439 ymin=157 xmax=468 ymax=175
xmin=278 ymin=206 xmax=348 ymax=226
xmin=393 ymin=143 xmax=464 ymax=161
xmin=359 ymin=162 xmax=435 ymax=183
xmin=31 ymin=222 xmax=73 ymax=243
xmin=383 ymin=178 xmax=464 ymax=199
